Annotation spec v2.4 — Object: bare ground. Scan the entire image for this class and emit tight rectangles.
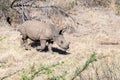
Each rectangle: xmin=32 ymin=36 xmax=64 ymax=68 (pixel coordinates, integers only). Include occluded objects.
xmin=0 ymin=7 xmax=120 ymax=80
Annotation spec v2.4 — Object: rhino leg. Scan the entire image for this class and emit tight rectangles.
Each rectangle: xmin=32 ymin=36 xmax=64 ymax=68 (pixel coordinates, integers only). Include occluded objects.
xmin=48 ymin=40 xmax=53 ymax=53
xmin=20 ymin=37 xmax=25 ymax=47
xmin=48 ymin=43 xmax=53 ymax=53
xmin=24 ymin=39 xmax=31 ymax=50
xmin=36 ymin=40 xmax=46 ymax=51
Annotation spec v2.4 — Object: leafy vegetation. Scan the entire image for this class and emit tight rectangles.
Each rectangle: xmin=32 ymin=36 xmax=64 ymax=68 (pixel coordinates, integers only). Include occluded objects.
xmin=20 ymin=61 xmax=64 ymax=80
xmin=47 ymin=71 xmax=68 ymax=80
xmin=71 ymin=53 xmax=97 ymax=80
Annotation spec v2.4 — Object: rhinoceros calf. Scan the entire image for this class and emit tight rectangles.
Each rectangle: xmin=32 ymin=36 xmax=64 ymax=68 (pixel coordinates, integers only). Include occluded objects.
xmin=18 ymin=20 xmax=69 ymax=53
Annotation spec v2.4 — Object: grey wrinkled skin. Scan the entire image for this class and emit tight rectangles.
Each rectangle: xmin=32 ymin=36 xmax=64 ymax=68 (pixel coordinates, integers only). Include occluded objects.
xmin=18 ymin=20 xmax=69 ymax=53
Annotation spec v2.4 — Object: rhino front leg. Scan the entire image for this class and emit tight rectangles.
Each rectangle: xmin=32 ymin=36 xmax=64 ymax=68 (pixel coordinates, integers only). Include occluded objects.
xmin=48 ymin=43 xmax=53 ymax=53
xmin=36 ymin=40 xmax=46 ymax=51
xmin=20 ymin=37 xmax=25 ymax=47
xmin=24 ymin=39 xmax=31 ymax=50
xmin=48 ymin=41 xmax=53 ymax=53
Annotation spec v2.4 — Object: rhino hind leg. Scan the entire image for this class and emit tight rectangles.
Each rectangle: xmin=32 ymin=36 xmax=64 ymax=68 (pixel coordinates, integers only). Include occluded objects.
xmin=36 ymin=40 xmax=46 ymax=51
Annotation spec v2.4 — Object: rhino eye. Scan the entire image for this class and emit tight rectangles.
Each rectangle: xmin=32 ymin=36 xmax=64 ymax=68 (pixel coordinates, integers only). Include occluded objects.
xmin=61 ymin=41 xmax=63 ymax=44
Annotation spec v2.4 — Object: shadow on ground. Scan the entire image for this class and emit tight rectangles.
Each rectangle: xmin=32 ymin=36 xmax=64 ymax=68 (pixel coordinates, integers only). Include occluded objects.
xmin=30 ymin=41 xmax=70 ymax=55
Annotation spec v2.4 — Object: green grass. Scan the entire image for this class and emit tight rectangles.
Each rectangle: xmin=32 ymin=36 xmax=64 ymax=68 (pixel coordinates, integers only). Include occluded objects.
xmin=46 ymin=71 xmax=68 ymax=80
xmin=0 ymin=53 xmax=117 ymax=80
xmin=68 ymin=0 xmax=78 ymax=10
xmin=20 ymin=61 xmax=64 ymax=80
xmin=70 ymin=53 xmax=97 ymax=80
xmin=70 ymin=53 xmax=109 ymax=80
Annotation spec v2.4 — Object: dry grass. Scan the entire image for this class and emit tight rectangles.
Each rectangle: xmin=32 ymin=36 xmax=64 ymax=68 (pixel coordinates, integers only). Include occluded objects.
xmin=0 ymin=4 xmax=120 ymax=80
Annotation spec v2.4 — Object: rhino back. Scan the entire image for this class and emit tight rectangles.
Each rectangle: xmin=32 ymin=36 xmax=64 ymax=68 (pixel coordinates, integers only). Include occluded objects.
xmin=21 ymin=20 xmax=55 ymax=40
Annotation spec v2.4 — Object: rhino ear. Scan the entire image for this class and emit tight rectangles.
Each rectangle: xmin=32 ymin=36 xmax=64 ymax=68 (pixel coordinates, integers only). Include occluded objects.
xmin=59 ymin=30 xmax=62 ymax=34
xmin=58 ymin=27 xmax=67 ymax=35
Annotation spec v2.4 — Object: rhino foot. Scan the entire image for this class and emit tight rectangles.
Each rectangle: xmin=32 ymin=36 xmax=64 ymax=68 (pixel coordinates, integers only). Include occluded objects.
xmin=25 ymin=46 xmax=31 ymax=50
xmin=36 ymin=46 xmax=43 ymax=51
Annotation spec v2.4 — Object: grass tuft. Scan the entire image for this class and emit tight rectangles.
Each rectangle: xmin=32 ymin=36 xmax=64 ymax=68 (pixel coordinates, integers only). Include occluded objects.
xmin=20 ymin=61 xmax=64 ymax=80
xmin=46 ymin=71 xmax=68 ymax=80
xmin=71 ymin=53 xmax=98 ymax=80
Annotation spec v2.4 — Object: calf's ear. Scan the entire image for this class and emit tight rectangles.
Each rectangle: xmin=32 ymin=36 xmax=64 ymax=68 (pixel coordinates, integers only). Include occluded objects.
xmin=58 ymin=27 xmax=67 ymax=35
xmin=59 ymin=30 xmax=63 ymax=35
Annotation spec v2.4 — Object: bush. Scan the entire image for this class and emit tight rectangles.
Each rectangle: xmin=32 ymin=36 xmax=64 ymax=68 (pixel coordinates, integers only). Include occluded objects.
xmin=78 ymin=0 xmax=110 ymax=7
xmin=0 ymin=0 xmax=20 ymax=24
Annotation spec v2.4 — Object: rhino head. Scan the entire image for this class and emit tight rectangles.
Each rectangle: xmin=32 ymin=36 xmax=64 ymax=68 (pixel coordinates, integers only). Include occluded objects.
xmin=53 ymin=28 xmax=70 ymax=50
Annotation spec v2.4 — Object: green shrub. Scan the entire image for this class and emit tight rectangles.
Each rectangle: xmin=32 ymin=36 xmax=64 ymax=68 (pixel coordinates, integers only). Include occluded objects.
xmin=82 ymin=0 xmax=110 ymax=7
